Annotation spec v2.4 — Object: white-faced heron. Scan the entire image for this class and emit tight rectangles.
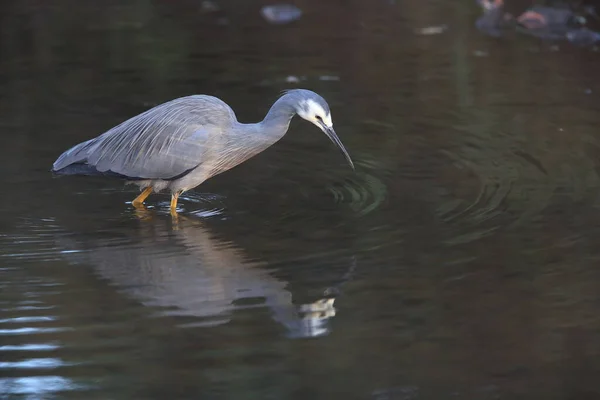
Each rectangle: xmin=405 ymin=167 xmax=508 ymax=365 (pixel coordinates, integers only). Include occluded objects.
xmin=52 ymin=89 xmax=354 ymax=215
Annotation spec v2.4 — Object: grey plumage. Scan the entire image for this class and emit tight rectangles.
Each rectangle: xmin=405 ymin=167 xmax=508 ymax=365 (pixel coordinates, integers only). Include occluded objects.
xmin=52 ymin=89 xmax=354 ymax=213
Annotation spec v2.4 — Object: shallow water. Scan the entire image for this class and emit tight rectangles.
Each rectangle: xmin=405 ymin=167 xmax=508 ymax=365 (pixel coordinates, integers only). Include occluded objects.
xmin=2 ymin=1 xmax=600 ymax=398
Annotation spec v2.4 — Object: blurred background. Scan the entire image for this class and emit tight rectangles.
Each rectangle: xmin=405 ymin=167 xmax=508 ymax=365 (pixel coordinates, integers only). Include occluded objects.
xmin=2 ymin=0 xmax=600 ymax=398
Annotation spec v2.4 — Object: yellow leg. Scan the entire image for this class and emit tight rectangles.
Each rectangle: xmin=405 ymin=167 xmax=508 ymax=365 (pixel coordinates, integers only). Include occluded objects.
xmin=170 ymin=191 xmax=180 ymax=216
xmin=132 ymin=187 xmax=153 ymax=207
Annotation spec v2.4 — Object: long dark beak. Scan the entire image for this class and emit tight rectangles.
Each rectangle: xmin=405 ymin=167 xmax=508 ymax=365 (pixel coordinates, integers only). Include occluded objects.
xmin=321 ymin=124 xmax=355 ymax=170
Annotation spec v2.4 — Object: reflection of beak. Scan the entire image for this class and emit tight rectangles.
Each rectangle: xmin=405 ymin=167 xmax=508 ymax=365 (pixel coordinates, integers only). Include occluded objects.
xmin=319 ymin=122 xmax=355 ymax=170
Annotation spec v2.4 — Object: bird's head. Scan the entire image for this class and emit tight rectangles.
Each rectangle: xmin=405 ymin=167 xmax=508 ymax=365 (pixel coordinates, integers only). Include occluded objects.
xmin=287 ymin=89 xmax=354 ymax=170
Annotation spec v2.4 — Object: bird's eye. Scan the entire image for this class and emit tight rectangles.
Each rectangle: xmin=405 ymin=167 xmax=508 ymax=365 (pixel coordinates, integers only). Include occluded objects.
xmin=315 ymin=115 xmax=323 ymax=121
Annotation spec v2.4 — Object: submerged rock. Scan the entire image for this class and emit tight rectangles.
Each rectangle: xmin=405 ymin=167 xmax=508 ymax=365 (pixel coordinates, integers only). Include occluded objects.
xmin=567 ymin=27 xmax=600 ymax=46
xmin=475 ymin=0 xmax=600 ymax=46
xmin=414 ymin=24 xmax=448 ymax=35
xmin=261 ymin=4 xmax=302 ymax=25
xmin=515 ymin=5 xmax=584 ymax=39
xmin=200 ymin=0 xmax=219 ymax=13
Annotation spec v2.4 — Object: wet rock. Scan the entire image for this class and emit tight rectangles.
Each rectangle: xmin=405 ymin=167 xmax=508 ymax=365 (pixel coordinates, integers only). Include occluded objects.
xmin=260 ymin=4 xmax=302 ymax=25
xmin=475 ymin=3 xmax=515 ymax=38
xmin=567 ymin=27 xmax=600 ymax=46
xmin=474 ymin=0 xmax=593 ymax=43
xmin=200 ymin=0 xmax=219 ymax=13
xmin=285 ymin=75 xmax=301 ymax=83
xmin=318 ymin=75 xmax=340 ymax=81
xmin=515 ymin=6 xmax=584 ymax=40
xmin=517 ymin=6 xmax=577 ymax=30
xmin=414 ymin=24 xmax=448 ymax=35
xmin=372 ymin=386 xmax=419 ymax=400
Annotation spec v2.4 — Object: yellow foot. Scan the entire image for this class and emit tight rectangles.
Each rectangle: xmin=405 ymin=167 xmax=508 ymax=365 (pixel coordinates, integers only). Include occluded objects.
xmin=132 ymin=187 xmax=153 ymax=208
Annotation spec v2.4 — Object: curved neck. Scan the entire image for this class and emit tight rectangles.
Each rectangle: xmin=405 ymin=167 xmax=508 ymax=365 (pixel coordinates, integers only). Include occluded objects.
xmin=260 ymin=94 xmax=297 ymax=135
xmin=228 ymin=95 xmax=298 ymax=163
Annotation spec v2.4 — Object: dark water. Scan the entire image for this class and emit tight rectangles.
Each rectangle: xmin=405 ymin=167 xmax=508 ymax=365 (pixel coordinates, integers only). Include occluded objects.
xmin=2 ymin=0 xmax=600 ymax=398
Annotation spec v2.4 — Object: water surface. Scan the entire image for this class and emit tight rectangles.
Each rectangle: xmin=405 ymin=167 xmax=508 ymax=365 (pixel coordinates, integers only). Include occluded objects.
xmin=2 ymin=1 xmax=600 ymax=398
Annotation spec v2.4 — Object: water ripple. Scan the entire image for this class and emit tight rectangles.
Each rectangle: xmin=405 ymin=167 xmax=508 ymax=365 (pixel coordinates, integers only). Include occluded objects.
xmin=0 ymin=344 xmax=60 ymax=351
xmin=327 ymin=159 xmax=389 ymax=217
xmin=0 ymin=306 xmax=56 ymax=311
xmin=0 ymin=376 xmax=88 ymax=395
xmin=0 ymin=327 xmax=71 ymax=335
xmin=434 ymin=147 xmax=513 ymax=232
xmin=0 ymin=316 xmax=56 ymax=324
xmin=0 ymin=358 xmax=74 ymax=369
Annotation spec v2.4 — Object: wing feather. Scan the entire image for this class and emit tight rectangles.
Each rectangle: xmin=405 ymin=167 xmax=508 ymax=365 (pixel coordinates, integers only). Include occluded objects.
xmin=53 ymin=95 xmax=237 ymax=180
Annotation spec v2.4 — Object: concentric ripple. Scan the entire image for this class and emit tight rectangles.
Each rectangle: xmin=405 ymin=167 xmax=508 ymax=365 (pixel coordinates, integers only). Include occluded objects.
xmin=327 ymin=159 xmax=389 ymax=217
xmin=434 ymin=148 xmax=514 ymax=226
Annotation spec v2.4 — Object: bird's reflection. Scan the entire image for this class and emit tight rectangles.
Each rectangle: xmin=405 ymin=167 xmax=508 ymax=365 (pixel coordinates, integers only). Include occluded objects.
xmin=59 ymin=211 xmax=345 ymax=338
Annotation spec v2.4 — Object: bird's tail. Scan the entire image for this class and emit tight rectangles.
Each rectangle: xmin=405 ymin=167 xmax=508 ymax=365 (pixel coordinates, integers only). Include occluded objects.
xmin=51 ymin=138 xmax=96 ymax=173
xmin=51 ymin=138 xmax=136 ymax=180
xmin=52 ymin=163 xmax=109 ymax=177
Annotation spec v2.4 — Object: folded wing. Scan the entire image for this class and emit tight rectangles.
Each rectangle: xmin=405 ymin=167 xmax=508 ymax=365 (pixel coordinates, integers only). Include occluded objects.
xmin=52 ymin=95 xmax=237 ymax=180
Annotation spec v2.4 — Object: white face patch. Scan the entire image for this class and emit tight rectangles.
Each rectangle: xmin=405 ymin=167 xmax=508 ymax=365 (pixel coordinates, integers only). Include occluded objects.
xmin=322 ymin=112 xmax=332 ymax=127
xmin=298 ymin=99 xmax=332 ymax=128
